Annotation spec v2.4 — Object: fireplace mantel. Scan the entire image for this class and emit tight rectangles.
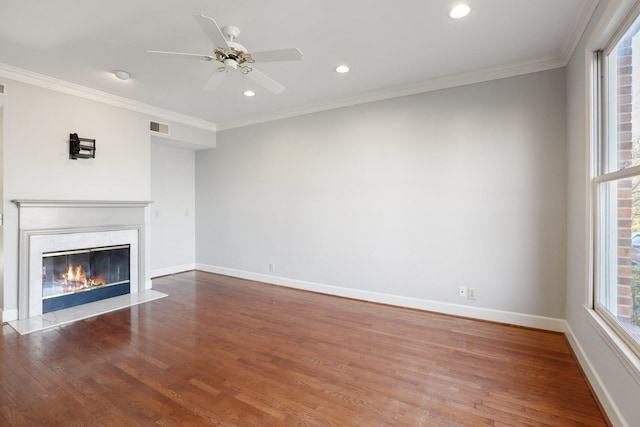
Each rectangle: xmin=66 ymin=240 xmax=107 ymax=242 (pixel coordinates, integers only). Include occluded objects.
xmin=13 ymin=199 xmax=153 ymax=320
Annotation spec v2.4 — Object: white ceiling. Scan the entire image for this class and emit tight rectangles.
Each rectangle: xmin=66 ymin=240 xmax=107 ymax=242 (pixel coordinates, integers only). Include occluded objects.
xmin=0 ymin=0 xmax=598 ymax=130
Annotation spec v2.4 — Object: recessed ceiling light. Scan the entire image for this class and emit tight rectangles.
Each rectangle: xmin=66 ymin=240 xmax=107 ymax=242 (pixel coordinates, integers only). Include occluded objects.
xmin=113 ymin=70 xmax=130 ymax=81
xmin=243 ymin=90 xmax=256 ymax=97
xmin=450 ymin=4 xmax=470 ymax=19
xmin=335 ymin=65 xmax=350 ymax=74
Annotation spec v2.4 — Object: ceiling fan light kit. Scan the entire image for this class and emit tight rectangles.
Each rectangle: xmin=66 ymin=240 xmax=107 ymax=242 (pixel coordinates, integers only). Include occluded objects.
xmin=148 ymin=14 xmax=302 ymax=94
xmin=223 ymin=58 xmax=239 ymax=70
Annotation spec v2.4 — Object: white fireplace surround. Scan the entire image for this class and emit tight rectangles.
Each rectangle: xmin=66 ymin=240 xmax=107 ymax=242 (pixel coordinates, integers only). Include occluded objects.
xmin=28 ymin=229 xmax=139 ymax=318
xmin=14 ymin=200 xmax=152 ymax=320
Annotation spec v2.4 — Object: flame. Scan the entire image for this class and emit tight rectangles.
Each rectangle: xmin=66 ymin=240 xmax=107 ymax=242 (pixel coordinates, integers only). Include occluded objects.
xmin=58 ymin=263 xmax=105 ymax=292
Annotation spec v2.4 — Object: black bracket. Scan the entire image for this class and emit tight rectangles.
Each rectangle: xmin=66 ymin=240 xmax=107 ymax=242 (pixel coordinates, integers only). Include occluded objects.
xmin=69 ymin=133 xmax=96 ymax=160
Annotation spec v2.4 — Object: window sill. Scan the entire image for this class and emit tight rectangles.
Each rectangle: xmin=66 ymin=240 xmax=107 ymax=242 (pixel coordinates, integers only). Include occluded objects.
xmin=584 ymin=306 xmax=640 ymax=386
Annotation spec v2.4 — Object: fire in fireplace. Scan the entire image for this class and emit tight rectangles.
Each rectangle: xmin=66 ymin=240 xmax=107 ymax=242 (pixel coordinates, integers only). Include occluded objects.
xmin=42 ymin=245 xmax=131 ymax=313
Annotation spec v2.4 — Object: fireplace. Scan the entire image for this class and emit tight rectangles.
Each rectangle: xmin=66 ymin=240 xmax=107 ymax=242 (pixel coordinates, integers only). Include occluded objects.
xmin=23 ymin=228 xmax=140 ymax=318
xmin=42 ymin=244 xmax=131 ymax=313
xmin=13 ymin=200 xmax=152 ymax=321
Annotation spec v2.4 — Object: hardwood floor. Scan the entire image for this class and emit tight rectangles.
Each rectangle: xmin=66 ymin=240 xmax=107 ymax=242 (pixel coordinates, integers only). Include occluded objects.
xmin=0 ymin=271 xmax=609 ymax=426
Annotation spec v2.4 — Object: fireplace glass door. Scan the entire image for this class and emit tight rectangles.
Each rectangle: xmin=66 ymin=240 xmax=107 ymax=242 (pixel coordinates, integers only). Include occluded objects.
xmin=42 ymin=245 xmax=131 ymax=313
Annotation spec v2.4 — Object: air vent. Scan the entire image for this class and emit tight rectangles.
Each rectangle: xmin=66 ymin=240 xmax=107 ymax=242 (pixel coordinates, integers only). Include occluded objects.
xmin=150 ymin=121 xmax=169 ymax=134
xmin=0 ymin=83 xmax=5 ymax=95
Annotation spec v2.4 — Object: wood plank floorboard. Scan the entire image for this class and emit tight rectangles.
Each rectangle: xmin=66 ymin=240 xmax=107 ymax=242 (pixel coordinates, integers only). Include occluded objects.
xmin=0 ymin=271 xmax=610 ymax=426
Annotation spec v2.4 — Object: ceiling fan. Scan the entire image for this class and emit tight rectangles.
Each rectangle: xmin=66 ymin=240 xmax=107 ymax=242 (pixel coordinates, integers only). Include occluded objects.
xmin=148 ymin=15 xmax=302 ymax=94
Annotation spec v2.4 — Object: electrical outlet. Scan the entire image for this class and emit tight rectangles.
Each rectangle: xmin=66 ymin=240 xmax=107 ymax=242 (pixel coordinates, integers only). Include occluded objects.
xmin=269 ymin=263 xmax=276 ymax=272
xmin=468 ymin=288 xmax=477 ymax=300
xmin=458 ymin=286 xmax=467 ymax=298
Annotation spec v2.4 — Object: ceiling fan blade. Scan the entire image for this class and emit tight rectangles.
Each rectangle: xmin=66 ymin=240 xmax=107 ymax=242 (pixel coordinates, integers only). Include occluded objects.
xmin=194 ymin=14 xmax=229 ymax=49
xmin=147 ymin=50 xmax=214 ymax=61
xmin=203 ymin=70 xmax=227 ymax=91
xmin=246 ymin=67 xmax=285 ymax=94
xmin=250 ymin=48 xmax=303 ymax=63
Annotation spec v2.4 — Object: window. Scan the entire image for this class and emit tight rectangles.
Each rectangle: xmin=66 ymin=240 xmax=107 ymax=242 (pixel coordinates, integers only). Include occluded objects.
xmin=595 ymin=11 xmax=640 ymax=358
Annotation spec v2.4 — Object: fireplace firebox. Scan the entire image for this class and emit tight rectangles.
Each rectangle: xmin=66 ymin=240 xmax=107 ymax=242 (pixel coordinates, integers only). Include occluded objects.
xmin=42 ymin=245 xmax=131 ymax=313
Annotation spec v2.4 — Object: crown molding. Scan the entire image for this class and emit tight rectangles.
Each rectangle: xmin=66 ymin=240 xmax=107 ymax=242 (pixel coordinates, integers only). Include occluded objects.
xmin=560 ymin=0 xmax=600 ymax=64
xmin=217 ymin=55 xmax=566 ymax=131
xmin=0 ymin=63 xmax=216 ymax=132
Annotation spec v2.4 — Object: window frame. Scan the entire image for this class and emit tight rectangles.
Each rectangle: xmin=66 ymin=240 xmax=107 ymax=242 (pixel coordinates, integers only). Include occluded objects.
xmin=593 ymin=5 xmax=640 ymax=362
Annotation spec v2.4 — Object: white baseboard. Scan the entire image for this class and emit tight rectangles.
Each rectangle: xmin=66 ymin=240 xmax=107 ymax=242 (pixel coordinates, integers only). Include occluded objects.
xmin=2 ymin=308 xmax=18 ymax=323
xmin=564 ymin=321 xmax=627 ymax=427
xmin=151 ymin=263 xmax=196 ymax=279
xmin=195 ymin=263 xmax=566 ymax=332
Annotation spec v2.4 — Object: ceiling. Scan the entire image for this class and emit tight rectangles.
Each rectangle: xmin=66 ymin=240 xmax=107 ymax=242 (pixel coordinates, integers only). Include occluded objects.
xmin=0 ymin=0 xmax=598 ymax=130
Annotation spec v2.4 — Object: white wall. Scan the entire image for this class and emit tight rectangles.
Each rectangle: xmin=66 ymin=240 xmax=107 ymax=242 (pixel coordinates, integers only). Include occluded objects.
xmin=566 ymin=0 xmax=640 ymax=425
xmin=1 ymin=79 xmax=151 ymax=320
xmin=0 ymin=106 xmax=4 ymax=311
xmin=0 ymin=73 xmax=216 ymax=320
xmin=195 ymin=68 xmax=567 ymax=323
xmin=150 ymin=141 xmax=196 ymax=277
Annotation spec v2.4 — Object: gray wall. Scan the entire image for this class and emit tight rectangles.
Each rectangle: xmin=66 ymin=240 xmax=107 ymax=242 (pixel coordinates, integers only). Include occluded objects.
xmin=196 ymin=68 xmax=567 ymax=319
